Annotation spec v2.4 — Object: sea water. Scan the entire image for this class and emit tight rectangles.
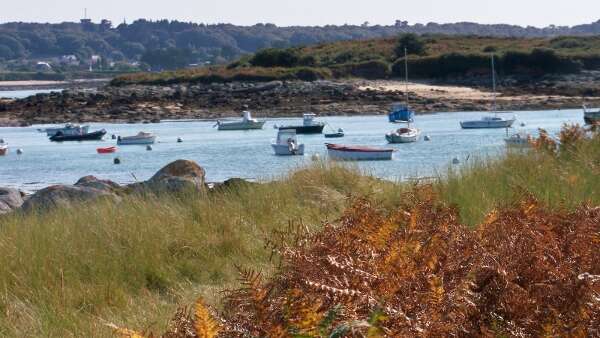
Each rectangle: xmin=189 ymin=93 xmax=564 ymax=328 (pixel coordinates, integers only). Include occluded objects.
xmin=0 ymin=109 xmax=583 ymax=192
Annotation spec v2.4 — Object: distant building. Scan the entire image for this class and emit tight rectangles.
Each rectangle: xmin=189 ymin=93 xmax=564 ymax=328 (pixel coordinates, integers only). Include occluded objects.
xmin=36 ymin=62 xmax=52 ymax=71
xmin=60 ymin=55 xmax=79 ymax=65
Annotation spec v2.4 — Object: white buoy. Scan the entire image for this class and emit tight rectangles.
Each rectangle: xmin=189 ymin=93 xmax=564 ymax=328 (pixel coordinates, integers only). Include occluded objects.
xmin=16 ymin=149 xmax=23 ymax=155
xmin=424 ymin=135 xmax=431 ymax=141
xmin=146 ymin=145 xmax=153 ymax=151
xmin=452 ymin=157 xmax=460 ymax=165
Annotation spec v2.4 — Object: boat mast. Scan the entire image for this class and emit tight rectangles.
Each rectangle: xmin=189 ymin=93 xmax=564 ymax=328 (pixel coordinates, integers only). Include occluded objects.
xmin=404 ymin=48 xmax=411 ymax=126
xmin=491 ymin=53 xmax=497 ymax=116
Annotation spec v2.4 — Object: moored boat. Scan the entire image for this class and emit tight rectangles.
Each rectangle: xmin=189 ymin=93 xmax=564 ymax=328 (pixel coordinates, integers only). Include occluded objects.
xmin=324 ymin=128 xmax=345 ymax=138
xmin=97 ymin=146 xmax=117 ymax=154
xmin=216 ymin=111 xmax=266 ymax=130
xmin=39 ymin=123 xmax=90 ymax=136
xmin=326 ymin=143 xmax=393 ymax=161
xmin=271 ymin=130 xmax=305 ymax=155
xmin=386 ymin=127 xmax=421 ymax=143
xmin=117 ymin=132 xmax=156 ymax=145
xmin=278 ymin=113 xmax=325 ymax=134
xmin=0 ymin=144 xmax=7 ymax=156
xmin=50 ymin=129 xmax=106 ymax=142
xmin=583 ymin=105 xmax=600 ymax=125
xmin=460 ymin=54 xmax=517 ymax=129
xmin=504 ymin=131 xmax=533 ymax=148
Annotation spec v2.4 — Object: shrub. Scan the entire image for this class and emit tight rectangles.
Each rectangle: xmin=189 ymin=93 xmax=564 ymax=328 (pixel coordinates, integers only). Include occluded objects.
xmin=394 ymin=33 xmax=426 ymax=57
xmin=332 ymin=59 xmax=391 ymax=79
xmin=249 ymin=48 xmax=300 ymax=67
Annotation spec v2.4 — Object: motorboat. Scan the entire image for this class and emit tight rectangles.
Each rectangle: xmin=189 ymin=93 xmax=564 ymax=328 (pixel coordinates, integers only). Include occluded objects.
xmin=216 ymin=111 xmax=266 ymax=130
xmin=50 ymin=129 xmax=106 ymax=142
xmin=460 ymin=54 xmax=516 ymax=129
xmin=117 ymin=132 xmax=156 ymax=145
xmin=386 ymin=127 xmax=421 ymax=143
xmin=583 ymin=105 xmax=600 ymax=125
xmin=271 ymin=130 xmax=305 ymax=155
xmin=504 ymin=131 xmax=533 ymax=148
xmin=97 ymin=146 xmax=117 ymax=154
xmin=460 ymin=116 xmax=516 ymax=129
xmin=0 ymin=144 xmax=7 ymax=156
xmin=278 ymin=113 xmax=325 ymax=134
xmin=39 ymin=123 xmax=90 ymax=136
xmin=324 ymin=128 xmax=345 ymax=138
xmin=326 ymin=143 xmax=394 ymax=161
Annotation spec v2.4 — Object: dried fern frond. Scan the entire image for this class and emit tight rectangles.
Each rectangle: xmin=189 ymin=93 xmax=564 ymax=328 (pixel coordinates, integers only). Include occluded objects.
xmin=193 ymin=298 xmax=220 ymax=338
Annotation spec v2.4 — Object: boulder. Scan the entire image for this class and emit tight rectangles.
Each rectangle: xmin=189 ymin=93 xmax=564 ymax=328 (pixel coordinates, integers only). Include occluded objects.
xmin=75 ymin=175 xmax=121 ymax=193
xmin=0 ymin=187 xmax=24 ymax=214
xmin=131 ymin=160 xmax=206 ymax=194
xmin=21 ymin=181 xmax=121 ymax=213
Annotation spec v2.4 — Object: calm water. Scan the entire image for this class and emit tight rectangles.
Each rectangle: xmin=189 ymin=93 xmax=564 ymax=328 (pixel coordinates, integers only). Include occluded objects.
xmin=0 ymin=89 xmax=63 ymax=99
xmin=0 ymin=109 xmax=584 ymax=192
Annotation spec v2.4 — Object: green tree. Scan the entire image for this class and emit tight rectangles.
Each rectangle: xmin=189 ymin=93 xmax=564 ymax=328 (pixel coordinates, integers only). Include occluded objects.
xmin=394 ymin=33 xmax=426 ymax=57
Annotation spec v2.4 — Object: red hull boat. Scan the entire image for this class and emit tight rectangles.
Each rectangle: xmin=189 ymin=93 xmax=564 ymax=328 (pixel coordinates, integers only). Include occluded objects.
xmin=97 ymin=146 xmax=117 ymax=154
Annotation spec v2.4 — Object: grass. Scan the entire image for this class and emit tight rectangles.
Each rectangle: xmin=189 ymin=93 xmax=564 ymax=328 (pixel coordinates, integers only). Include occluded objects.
xmin=0 ymin=128 xmax=598 ymax=336
xmin=112 ymin=35 xmax=600 ymax=86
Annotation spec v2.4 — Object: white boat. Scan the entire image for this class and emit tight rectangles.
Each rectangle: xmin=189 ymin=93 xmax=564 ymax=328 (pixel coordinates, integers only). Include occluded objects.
xmin=386 ymin=49 xmax=421 ymax=143
xmin=460 ymin=54 xmax=516 ymax=129
xmin=583 ymin=105 xmax=600 ymax=125
xmin=216 ymin=111 xmax=266 ymax=130
xmin=39 ymin=124 xmax=90 ymax=136
xmin=326 ymin=143 xmax=394 ymax=161
xmin=386 ymin=127 xmax=421 ymax=143
xmin=505 ymin=131 xmax=533 ymax=148
xmin=117 ymin=132 xmax=156 ymax=145
xmin=271 ymin=130 xmax=305 ymax=156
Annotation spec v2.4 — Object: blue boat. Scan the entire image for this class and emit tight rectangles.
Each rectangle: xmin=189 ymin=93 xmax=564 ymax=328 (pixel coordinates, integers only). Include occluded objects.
xmin=388 ymin=103 xmax=415 ymax=123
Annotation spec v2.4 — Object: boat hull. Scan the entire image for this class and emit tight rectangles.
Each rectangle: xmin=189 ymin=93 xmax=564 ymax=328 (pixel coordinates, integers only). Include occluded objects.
xmin=460 ymin=119 xmax=515 ymax=129
xmin=386 ymin=129 xmax=421 ymax=143
xmin=279 ymin=125 xmax=325 ymax=134
xmin=326 ymin=144 xmax=393 ymax=161
xmin=271 ymin=143 xmax=305 ymax=156
xmin=324 ymin=132 xmax=344 ymax=138
xmin=50 ymin=130 xmax=106 ymax=142
xmin=218 ymin=121 xmax=265 ymax=131
xmin=584 ymin=112 xmax=600 ymax=125
xmin=117 ymin=136 xmax=156 ymax=145
xmin=97 ymin=146 xmax=117 ymax=154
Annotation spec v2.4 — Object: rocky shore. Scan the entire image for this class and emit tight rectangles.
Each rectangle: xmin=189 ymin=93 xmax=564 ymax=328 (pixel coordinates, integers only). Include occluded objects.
xmin=0 ymin=159 xmax=250 ymax=215
xmin=2 ymin=79 xmax=598 ymax=127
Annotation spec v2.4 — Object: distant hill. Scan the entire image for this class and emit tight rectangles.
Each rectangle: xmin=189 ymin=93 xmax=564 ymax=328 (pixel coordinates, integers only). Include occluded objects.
xmin=2 ymin=19 xmax=600 ymax=70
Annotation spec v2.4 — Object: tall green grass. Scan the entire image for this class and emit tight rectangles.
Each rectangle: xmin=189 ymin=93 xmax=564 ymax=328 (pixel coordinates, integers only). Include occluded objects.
xmin=0 ymin=134 xmax=597 ymax=336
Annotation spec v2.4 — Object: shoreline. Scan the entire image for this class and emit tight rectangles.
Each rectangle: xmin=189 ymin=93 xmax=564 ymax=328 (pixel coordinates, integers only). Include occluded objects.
xmin=0 ymin=79 xmax=598 ymax=127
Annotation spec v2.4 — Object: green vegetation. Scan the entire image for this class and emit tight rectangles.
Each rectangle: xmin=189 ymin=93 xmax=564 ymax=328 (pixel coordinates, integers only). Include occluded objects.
xmin=1 ymin=127 xmax=598 ymax=336
xmin=113 ymin=34 xmax=600 ymax=86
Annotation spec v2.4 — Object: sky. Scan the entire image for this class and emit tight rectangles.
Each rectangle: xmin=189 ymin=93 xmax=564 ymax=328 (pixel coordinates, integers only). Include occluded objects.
xmin=1 ymin=0 xmax=599 ymax=27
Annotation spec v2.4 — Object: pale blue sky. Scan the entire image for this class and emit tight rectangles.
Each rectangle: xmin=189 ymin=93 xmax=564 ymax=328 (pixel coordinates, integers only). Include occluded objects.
xmin=2 ymin=0 xmax=599 ymax=27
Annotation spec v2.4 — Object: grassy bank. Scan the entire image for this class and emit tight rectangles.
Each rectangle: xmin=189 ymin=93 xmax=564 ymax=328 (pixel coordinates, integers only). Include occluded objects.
xmin=111 ymin=35 xmax=600 ymax=86
xmin=0 ymin=127 xmax=598 ymax=336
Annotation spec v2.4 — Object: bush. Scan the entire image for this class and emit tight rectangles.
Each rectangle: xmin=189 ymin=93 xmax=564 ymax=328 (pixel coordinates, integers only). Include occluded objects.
xmin=249 ymin=48 xmax=300 ymax=67
xmin=332 ymin=59 xmax=391 ymax=79
xmin=394 ymin=33 xmax=426 ymax=57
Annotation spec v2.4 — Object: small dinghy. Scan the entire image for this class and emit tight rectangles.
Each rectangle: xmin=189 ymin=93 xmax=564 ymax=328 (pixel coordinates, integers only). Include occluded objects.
xmin=0 ymin=144 xmax=7 ymax=156
xmin=117 ymin=132 xmax=156 ymax=145
xmin=97 ymin=146 xmax=117 ymax=154
xmin=324 ymin=128 xmax=345 ymax=138
xmin=272 ymin=130 xmax=305 ymax=156
xmin=50 ymin=129 xmax=106 ymax=142
xmin=583 ymin=105 xmax=600 ymax=125
xmin=386 ymin=127 xmax=421 ymax=143
xmin=504 ymin=131 xmax=533 ymax=148
xmin=326 ymin=143 xmax=394 ymax=161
